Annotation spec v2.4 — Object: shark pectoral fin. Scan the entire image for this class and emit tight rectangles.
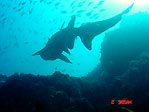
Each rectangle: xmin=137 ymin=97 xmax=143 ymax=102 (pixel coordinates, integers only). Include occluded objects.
xmin=64 ymin=48 xmax=70 ymax=55
xmin=67 ymin=15 xmax=76 ymax=28
xmin=32 ymin=48 xmax=43 ymax=56
xmin=59 ymin=54 xmax=72 ymax=64
xmin=32 ymin=50 xmax=40 ymax=56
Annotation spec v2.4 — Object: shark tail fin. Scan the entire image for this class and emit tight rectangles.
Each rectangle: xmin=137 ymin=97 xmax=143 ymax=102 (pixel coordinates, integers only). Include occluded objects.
xmin=121 ymin=3 xmax=134 ymax=15
xmin=59 ymin=54 xmax=72 ymax=64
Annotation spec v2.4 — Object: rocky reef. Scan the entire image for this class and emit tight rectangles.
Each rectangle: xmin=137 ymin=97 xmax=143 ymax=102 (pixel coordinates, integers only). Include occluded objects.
xmin=0 ymin=12 xmax=149 ymax=112
xmin=0 ymin=72 xmax=108 ymax=112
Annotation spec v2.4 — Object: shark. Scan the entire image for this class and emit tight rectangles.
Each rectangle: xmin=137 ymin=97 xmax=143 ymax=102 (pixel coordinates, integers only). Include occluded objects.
xmin=33 ymin=3 xmax=134 ymax=63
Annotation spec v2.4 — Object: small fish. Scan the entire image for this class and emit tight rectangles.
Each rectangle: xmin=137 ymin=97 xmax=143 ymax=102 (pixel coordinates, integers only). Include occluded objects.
xmin=77 ymin=1 xmax=85 ymax=7
xmin=97 ymin=1 xmax=104 ymax=6
xmin=2 ymin=17 xmax=7 ymax=22
xmin=76 ymin=10 xmax=85 ymax=14
xmin=99 ymin=9 xmax=105 ymax=12
xmin=21 ymin=12 xmax=25 ymax=16
xmin=17 ymin=7 xmax=23 ymax=12
xmin=86 ymin=12 xmax=92 ymax=16
xmin=29 ymin=0 xmax=32 ymax=4
xmin=71 ymin=1 xmax=76 ymax=6
xmin=90 ymin=13 xmax=100 ymax=19
xmin=33 ymin=1 xmax=37 ymax=5
xmin=62 ymin=69 xmax=66 ymax=72
xmin=40 ymin=0 xmax=44 ymax=3
xmin=3 ymin=46 xmax=9 ymax=49
xmin=0 ymin=14 xmax=4 ymax=18
xmin=29 ymin=8 xmax=33 ymax=14
xmin=61 ymin=10 xmax=67 ymax=14
xmin=24 ymin=42 xmax=29 ymax=45
xmin=21 ymin=2 xmax=26 ymax=6
xmin=88 ymin=2 xmax=93 ymax=7
xmin=93 ymin=5 xmax=99 ymax=9
xmin=55 ymin=2 xmax=60 ymax=6
xmin=12 ymin=6 xmax=17 ymax=10
xmin=47 ymin=1 xmax=52 ymax=5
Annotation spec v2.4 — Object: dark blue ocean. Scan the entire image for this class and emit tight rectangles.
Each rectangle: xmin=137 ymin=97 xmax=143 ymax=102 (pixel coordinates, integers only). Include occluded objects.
xmin=0 ymin=0 xmax=149 ymax=112
xmin=1 ymin=0 xmax=148 ymax=77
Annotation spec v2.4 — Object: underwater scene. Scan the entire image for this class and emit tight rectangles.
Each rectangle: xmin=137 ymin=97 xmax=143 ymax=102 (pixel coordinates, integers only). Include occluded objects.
xmin=0 ymin=0 xmax=149 ymax=112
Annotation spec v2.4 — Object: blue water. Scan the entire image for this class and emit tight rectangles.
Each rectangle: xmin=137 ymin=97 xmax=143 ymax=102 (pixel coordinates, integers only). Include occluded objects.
xmin=0 ymin=0 xmax=148 ymax=77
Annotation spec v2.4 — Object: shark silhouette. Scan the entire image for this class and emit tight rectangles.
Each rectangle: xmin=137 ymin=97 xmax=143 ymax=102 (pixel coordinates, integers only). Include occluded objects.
xmin=33 ymin=3 xmax=134 ymax=63
xmin=32 ymin=16 xmax=77 ymax=63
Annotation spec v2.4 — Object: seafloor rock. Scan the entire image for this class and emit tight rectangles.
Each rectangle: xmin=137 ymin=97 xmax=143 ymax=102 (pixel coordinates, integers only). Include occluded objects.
xmin=101 ymin=12 xmax=149 ymax=74
xmin=0 ymin=68 xmax=149 ymax=112
xmin=0 ymin=72 xmax=97 ymax=112
xmin=85 ymin=12 xmax=149 ymax=112
xmin=110 ymin=52 xmax=149 ymax=112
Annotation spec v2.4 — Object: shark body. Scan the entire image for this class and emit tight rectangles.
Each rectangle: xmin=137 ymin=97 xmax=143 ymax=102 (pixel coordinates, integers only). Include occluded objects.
xmin=33 ymin=3 xmax=134 ymax=63
xmin=33 ymin=16 xmax=77 ymax=63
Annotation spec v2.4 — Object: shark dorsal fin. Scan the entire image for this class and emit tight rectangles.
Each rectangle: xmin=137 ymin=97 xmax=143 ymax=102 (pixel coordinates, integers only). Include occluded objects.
xmin=60 ymin=21 xmax=65 ymax=30
xmin=67 ymin=15 xmax=76 ymax=28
